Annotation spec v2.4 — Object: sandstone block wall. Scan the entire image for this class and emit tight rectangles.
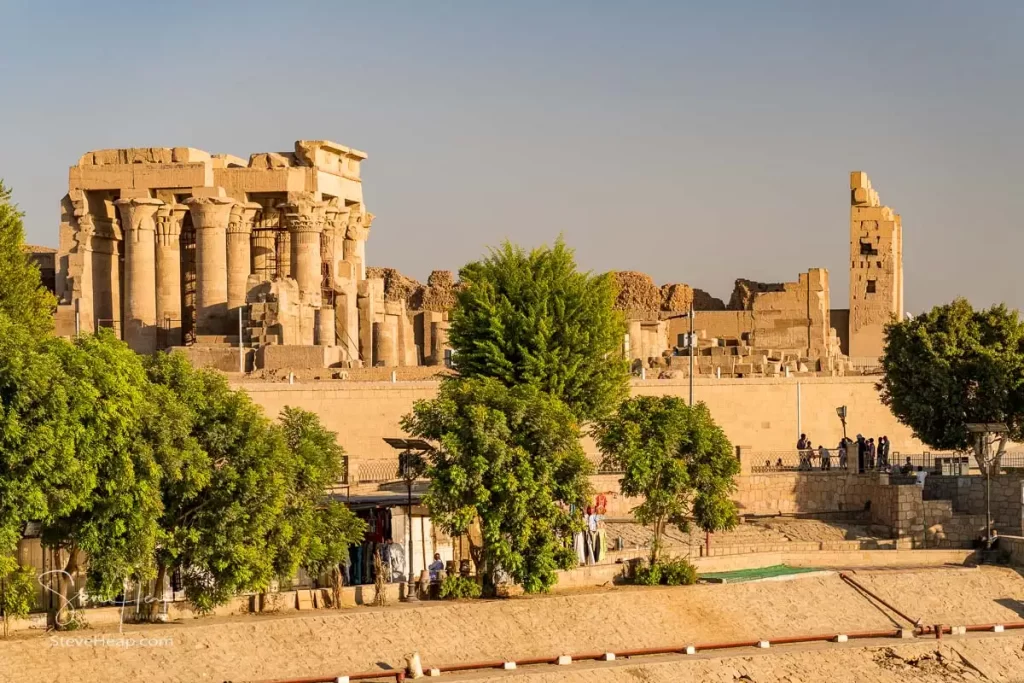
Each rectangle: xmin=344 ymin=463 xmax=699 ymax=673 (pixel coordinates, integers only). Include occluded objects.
xmin=849 ymin=171 xmax=903 ymax=364
xmin=236 ymin=375 xmax=926 ymax=464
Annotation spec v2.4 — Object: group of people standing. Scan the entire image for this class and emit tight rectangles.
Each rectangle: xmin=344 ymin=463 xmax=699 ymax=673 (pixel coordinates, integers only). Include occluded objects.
xmin=795 ymin=433 xmax=891 ymax=472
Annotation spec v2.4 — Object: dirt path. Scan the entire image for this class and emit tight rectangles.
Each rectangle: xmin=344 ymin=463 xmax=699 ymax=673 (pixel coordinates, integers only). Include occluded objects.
xmin=1 ymin=566 xmax=1021 ymax=683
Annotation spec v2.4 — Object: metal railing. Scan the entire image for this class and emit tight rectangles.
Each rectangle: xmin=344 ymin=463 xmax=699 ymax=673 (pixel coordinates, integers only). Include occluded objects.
xmin=749 ymin=449 xmax=1024 ymax=476
xmin=357 ymin=459 xmax=402 ymax=484
xmin=750 ymin=450 xmax=849 ymax=474
xmin=587 ymin=456 xmax=624 ymax=475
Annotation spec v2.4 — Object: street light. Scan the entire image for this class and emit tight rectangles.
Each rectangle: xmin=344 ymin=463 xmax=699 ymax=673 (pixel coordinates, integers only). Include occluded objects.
xmin=966 ymin=423 xmax=1008 ymax=549
xmin=383 ymin=437 xmax=433 ymax=602
xmin=665 ymin=303 xmax=696 ymax=406
xmin=836 ymin=406 xmax=848 ymax=442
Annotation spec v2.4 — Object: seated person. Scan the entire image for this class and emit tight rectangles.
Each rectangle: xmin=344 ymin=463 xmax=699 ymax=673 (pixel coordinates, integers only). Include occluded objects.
xmin=428 ymin=553 xmax=445 ymax=582
xmin=900 ymin=457 xmax=914 ymax=476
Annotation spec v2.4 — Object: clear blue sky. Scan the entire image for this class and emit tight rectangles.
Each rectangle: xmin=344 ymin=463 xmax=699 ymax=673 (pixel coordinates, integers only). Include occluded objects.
xmin=3 ymin=1 xmax=1022 ymax=312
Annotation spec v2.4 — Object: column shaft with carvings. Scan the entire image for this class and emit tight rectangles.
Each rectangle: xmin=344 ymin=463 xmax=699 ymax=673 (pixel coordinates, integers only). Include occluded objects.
xmin=154 ymin=204 xmax=186 ymax=347
xmin=280 ymin=198 xmax=325 ymax=345
xmin=343 ymin=205 xmax=372 ymax=281
xmin=185 ymin=196 xmax=235 ymax=336
xmin=69 ymin=190 xmax=96 ymax=333
xmin=116 ymin=197 xmax=163 ymax=354
xmin=227 ymin=202 xmax=260 ymax=318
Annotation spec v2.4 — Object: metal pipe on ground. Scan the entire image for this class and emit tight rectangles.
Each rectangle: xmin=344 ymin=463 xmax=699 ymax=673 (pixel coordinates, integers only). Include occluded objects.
xmin=840 ymin=572 xmax=921 ymax=627
xmin=249 ymin=621 xmax=1024 ymax=683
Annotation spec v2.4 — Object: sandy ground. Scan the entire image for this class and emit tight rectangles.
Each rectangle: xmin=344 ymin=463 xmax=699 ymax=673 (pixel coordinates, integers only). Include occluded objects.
xmin=605 ymin=517 xmax=881 ymax=551
xmin=449 ymin=637 xmax=1024 ymax=682
xmin=1 ymin=566 xmax=1021 ymax=683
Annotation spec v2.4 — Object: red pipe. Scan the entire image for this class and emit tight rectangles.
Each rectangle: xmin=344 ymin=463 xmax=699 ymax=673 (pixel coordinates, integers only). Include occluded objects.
xmin=251 ymin=672 xmax=404 ymax=683
xmin=840 ymin=572 xmax=921 ymax=627
xmin=964 ymin=622 xmax=1024 ymax=632
xmin=253 ymin=620 xmax=1024 ymax=683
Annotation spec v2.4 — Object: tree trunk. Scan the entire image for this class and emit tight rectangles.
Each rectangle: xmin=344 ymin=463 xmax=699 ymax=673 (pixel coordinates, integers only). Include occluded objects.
xmin=330 ymin=566 xmax=342 ymax=609
xmin=151 ymin=564 xmax=167 ymax=620
xmin=56 ymin=545 xmax=78 ymax=630
xmin=651 ymin=516 xmax=664 ymax=566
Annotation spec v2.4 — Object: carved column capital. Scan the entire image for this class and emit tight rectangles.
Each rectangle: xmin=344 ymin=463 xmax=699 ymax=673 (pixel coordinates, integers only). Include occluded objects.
xmin=346 ymin=207 xmax=372 ymax=241
xmin=184 ymin=196 xmax=235 ymax=229
xmin=155 ymin=203 xmax=187 ymax=246
xmin=115 ymin=197 xmax=164 ymax=241
xmin=278 ymin=197 xmax=326 ymax=234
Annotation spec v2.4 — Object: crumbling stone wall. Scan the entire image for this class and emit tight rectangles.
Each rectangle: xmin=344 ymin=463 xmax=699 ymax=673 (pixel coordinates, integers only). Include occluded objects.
xmin=849 ymin=171 xmax=903 ymax=364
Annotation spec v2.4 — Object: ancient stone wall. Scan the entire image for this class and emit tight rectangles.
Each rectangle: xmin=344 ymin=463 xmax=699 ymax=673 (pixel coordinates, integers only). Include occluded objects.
xmin=236 ymin=375 xmax=926 ymax=463
xmin=56 ymin=141 xmax=381 ymax=367
xmin=849 ymin=171 xmax=903 ymax=365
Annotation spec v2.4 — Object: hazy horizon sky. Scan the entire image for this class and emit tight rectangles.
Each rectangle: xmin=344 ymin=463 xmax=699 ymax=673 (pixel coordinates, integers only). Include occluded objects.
xmin=2 ymin=1 xmax=1022 ymax=312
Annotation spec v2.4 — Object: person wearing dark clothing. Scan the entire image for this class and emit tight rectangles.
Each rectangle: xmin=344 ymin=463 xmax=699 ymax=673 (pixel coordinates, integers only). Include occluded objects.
xmin=866 ymin=438 xmax=876 ymax=470
xmin=877 ymin=436 xmax=890 ymax=470
xmin=856 ymin=435 xmax=866 ymax=473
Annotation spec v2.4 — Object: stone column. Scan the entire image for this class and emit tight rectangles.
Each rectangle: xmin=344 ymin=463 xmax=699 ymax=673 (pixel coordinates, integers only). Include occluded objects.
xmin=251 ymin=206 xmax=276 ymax=281
xmin=72 ymin=208 xmax=96 ymax=334
xmin=317 ymin=306 xmax=336 ymax=346
xmin=116 ymin=197 xmax=163 ymax=354
xmin=185 ymin=196 xmax=235 ymax=336
xmin=281 ymin=197 xmax=325 ymax=345
xmin=154 ymin=203 xmax=186 ymax=347
xmin=276 ymin=230 xmax=291 ymax=279
xmin=343 ymin=205 xmax=371 ymax=281
xmin=226 ymin=202 xmax=259 ymax=320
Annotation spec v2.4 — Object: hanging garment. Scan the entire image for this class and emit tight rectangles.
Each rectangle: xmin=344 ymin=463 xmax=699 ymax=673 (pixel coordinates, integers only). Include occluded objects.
xmin=583 ymin=530 xmax=596 ymax=566
xmin=573 ymin=532 xmax=586 ymax=565
xmin=389 ymin=542 xmax=406 ymax=581
xmin=594 ymin=529 xmax=607 ymax=563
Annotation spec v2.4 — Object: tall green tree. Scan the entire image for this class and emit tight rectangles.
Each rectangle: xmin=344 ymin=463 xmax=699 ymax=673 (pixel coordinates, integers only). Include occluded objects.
xmin=40 ymin=331 xmax=167 ymax=621
xmin=145 ymin=352 xmax=364 ymax=612
xmin=596 ymin=396 xmax=739 ymax=564
xmin=145 ymin=351 xmax=291 ymax=611
xmin=880 ymin=298 xmax=1024 ymax=472
xmin=0 ymin=181 xmax=56 ymax=339
xmin=0 ymin=315 xmax=83 ymax=579
xmin=448 ymin=238 xmax=628 ymax=422
xmin=275 ymin=406 xmax=366 ymax=586
xmin=402 ymin=377 xmax=592 ymax=594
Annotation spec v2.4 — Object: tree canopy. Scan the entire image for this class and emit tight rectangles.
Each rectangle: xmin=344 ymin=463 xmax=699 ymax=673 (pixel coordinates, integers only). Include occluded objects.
xmin=0 ymin=181 xmax=55 ymax=339
xmin=596 ymin=396 xmax=738 ymax=563
xmin=448 ymin=238 xmax=628 ymax=422
xmin=401 ymin=377 xmax=592 ymax=593
xmin=144 ymin=351 xmax=364 ymax=612
xmin=880 ymin=298 xmax=1024 ymax=470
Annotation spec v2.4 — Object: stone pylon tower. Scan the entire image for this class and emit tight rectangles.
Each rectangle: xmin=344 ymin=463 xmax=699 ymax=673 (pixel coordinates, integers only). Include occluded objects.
xmin=848 ymin=171 xmax=903 ymax=364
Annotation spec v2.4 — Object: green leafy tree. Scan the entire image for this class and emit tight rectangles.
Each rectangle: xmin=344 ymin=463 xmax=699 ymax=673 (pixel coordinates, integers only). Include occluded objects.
xmin=880 ymin=298 xmax=1024 ymax=473
xmin=448 ymin=238 xmax=628 ymax=422
xmin=402 ymin=377 xmax=592 ymax=594
xmin=0 ymin=181 xmax=56 ymax=339
xmin=596 ymin=396 xmax=739 ymax=564
xmin=145 ymin=353 xmax=364 ymax=612
xmin=277 ymin=406 xmax=367 ymax=594
xmin=0 ymin=315 xmax=86 ymax=579
xmin=1 ymin=564 xmax=37 ymax=637
xmin=145 ymin=351 xmax=291 ymax=612
xmin=40 ymin=331 xmax=167 ymax=622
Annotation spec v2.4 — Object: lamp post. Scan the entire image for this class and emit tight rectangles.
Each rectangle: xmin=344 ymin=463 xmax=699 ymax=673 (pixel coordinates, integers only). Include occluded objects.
xmin=666 ymin=305 xmax=695 ymax=406
xmin=966 ymin=423 xmax=1009 ymax=549
xmin=398 ymin=450 xmax=426 ymax=601
xmin=836 ymin=406 xmax=848 ymax=442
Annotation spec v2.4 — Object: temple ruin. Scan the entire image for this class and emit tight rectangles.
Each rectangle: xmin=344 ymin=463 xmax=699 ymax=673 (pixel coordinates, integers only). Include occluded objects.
xmin=54 ymin=141 xmax=455 ymax=372
xmin=53 ymin=146 xmax=902 ymax=375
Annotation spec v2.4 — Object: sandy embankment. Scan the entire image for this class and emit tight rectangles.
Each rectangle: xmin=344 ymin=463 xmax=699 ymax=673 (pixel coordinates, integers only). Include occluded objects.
xmin=0 ymin=566 xmax=1022 ymax=683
